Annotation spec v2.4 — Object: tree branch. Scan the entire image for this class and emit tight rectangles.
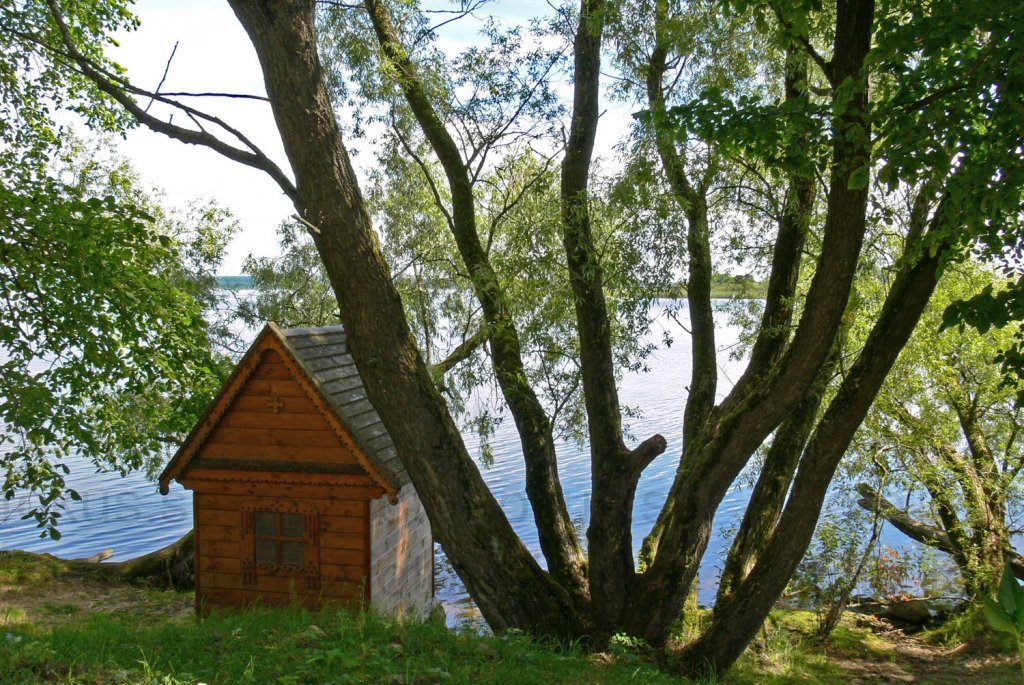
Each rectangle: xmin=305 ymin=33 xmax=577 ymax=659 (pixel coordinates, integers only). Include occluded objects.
xmin=43 ymin=0 xmax=299 ymax=207
xmin=145 ymin=41 xmax=178 ymax=113
xmin=432 ymin=325 xmax=487 ymax=377
xmin=855 ymin=483 xmax=1024 ymax=580
xmin=770 ymin=3 xmax=833 ymax=85
xmin=364 ymin=0 xmax=587 ymax=594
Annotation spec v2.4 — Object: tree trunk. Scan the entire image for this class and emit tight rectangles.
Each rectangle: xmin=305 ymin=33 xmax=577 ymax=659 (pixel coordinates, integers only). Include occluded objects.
xmin=227 ymin=0 xmax=586 ymax=636
xmin=628 ymin=0 xmax=878 ymax=649
xmin=716 ymin=45 xmax=818 ymax=601
xmin=717 ymin=352 xmax=833 ymax=602
xmin=557 ymin=0 xmax=669 ymax=636
xmin=362 ymin=0 xmax=587 ymax=595
xmin=674 ymin=210 xmax=944 ymax=676
xmin=856 ymin=483 xmax=1024 ymax=582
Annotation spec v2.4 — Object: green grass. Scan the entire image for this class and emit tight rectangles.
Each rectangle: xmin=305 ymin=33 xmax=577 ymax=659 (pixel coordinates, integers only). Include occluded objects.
xmin=6 ymin=553 xmax=1015 ymax=684
xmin=0 ymin=551 xmax=67 ymax=585
xmin=724 ymin=611 xmax=863 ymax=684
xmin=0 ymin=604 xmax=682 ymax=685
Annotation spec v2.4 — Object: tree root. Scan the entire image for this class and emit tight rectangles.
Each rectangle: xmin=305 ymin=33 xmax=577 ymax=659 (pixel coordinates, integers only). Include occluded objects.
xmin=11 ymin=530 xmax=194 ymax=591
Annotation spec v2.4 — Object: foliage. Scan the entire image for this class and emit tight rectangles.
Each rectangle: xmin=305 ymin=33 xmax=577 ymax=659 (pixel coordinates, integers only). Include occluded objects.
xmin=853 ymin=264 xmax=1024 ymax=596
xmin=30 ymin=0 xmax=1024 ymax=676
xmin=317 ymin=7 xmax=672 ymax=448
xmin=238 ymin=220 xmax=339 ymax=329
xmin=790 ymin=504 xmax=880 ymax=636
xmin=901 ymin=0 xmax=1024 ymax=393
xmin=981 ymin=562 xmax=1024 ymax=681
xmin=1 ymin=137 xmax=235 ymax=536
xmin=0 ymin=0 xmax=237 ymax=534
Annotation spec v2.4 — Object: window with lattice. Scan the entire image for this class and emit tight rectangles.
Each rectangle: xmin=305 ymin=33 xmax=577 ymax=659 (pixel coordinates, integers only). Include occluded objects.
xmin=254 ymin=511 xmax=305 ymax=568
xmin=240 ymin=503 xmax=319 ymax=588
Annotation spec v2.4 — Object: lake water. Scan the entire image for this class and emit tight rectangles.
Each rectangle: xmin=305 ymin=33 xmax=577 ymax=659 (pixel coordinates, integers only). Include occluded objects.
xmin=0 ymin=300 xmax=918 ymax=619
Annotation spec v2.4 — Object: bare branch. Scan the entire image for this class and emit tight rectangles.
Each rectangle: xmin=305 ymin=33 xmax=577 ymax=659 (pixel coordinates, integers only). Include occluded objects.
xmin=43 ymin=0 xmax=300 ymax=207
xmin=391 ymin=121 xmax=456 ymax=231
xmin=146 ymin=41 xmax=178 ymax=113
xmin=156 ymin=91 xmax=270 ymax=101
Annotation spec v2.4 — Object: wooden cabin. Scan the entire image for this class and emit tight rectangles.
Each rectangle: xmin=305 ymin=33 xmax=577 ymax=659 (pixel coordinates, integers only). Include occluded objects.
xmin=158 ymin=324 xmax=433 ymax=618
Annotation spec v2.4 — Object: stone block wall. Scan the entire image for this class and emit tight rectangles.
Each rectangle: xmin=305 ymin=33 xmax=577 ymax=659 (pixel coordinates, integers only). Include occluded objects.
xmin=369 ymin=483 xmax=433 ymax=618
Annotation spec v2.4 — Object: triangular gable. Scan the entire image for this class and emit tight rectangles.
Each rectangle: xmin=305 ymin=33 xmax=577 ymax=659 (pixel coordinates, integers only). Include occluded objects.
xmin=159 ymin=323 xmax=397 ymax=501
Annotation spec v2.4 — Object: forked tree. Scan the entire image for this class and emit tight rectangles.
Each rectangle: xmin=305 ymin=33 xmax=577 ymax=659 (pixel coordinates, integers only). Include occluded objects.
xmin=32 ymin=0 xmax=1022 ymax=676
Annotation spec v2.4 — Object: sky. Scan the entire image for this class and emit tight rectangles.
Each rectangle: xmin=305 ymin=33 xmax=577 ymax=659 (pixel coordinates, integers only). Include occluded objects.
xmin=108 ymin=0 xmax=634 ymax=274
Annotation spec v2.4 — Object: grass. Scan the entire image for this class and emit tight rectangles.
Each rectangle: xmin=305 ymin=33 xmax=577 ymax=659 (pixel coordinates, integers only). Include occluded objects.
xmin=0 ymin=551 xmax=67 ymax=586
xmin=2 ymin=552 xmax=1020 ymax=684
xmin=1 ymin=604 xmax=682 ymax=684
xmin=725 ymin=611 xmax=866 ymax=684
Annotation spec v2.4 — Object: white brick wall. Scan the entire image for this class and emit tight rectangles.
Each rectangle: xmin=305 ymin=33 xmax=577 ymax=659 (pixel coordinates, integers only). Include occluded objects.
xmin=369 ymin=483 xmax=433 ymax=619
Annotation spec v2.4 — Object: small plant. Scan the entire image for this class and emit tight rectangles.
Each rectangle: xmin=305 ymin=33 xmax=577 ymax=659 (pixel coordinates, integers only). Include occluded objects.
xmin=608 ymin=632 xmax=648 ymax=664
xmin=981 ymin=562 xmax=1024 ymax=682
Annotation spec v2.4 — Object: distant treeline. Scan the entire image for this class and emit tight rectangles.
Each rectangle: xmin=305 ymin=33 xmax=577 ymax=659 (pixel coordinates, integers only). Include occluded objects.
xmin=654 ymin=274 xmax=768 ymax=299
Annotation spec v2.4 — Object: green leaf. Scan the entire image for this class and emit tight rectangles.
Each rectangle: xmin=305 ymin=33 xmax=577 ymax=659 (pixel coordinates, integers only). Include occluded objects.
xmin=983 ymin=596 xmax=1019 ymax=637
xmin=847 ymin=165 xmax=870 ymax=190
xmin=999 ymin=562 xmax=1019 ymax=618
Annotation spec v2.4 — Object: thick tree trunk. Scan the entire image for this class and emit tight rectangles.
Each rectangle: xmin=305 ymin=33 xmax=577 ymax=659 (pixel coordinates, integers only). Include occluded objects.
xmin=628 ymin=0 xmax=877 ymax=648
xmin=227 ymin=0 xmax=585 ymax=636
xmin=716 ymin=45 xmax=819 ymax=602
xmin=717 ymin=356 xmax=832 ymax=601
xmin=557 ymin=0 xmax=668 ymax=636
xmin=636 ymin=0 xmax=717 ymax=574
xmin=362 ymin=0 xmax=587 ymax=595
xmin=674 ymin=208 xmax=944 ymax=677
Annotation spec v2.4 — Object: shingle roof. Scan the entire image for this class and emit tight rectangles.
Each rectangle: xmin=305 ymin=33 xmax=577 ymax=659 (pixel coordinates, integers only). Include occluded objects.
xmin=274 ymin=324 xmax=409 ymax=490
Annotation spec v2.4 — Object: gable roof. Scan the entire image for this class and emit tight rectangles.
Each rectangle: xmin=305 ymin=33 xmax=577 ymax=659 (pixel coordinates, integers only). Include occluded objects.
xmin=158 ymin=323 xmax=408 ymax=500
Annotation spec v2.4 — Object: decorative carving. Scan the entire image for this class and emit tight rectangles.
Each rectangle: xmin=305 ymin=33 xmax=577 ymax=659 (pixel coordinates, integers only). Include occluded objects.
xmin=241 ymin=509 xmax=256 ymax=585
xmin=266 ymin=395 xmax=284 ymax=414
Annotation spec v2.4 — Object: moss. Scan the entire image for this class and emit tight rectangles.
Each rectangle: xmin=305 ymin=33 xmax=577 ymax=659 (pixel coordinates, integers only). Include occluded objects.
xmin=0 ymin=551 xmax=67 ymax=586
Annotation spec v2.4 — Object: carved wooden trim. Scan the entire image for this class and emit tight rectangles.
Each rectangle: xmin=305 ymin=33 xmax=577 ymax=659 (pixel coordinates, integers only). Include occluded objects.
xmin=241 ymin=508 xmax=256 ymax=585
xmin=304 ymin=509 xmax=320 ymax=590
xmin=240 ymin=499 xmax=320 ymax=587
xmin=182 ymin=470 xmax=379 ymax=488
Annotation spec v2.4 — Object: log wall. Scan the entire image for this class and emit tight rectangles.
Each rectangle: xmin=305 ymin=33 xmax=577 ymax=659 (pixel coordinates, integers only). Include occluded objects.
xmin=194 ymin=491 xmax=375 ymax=612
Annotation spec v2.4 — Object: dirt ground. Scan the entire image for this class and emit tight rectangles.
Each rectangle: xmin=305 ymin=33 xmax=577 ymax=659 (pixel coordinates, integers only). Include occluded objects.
xmin=821 ymin=614 xmax=1019 ymax=684
xmin=0 ymin=562 xmax=193 ymax=629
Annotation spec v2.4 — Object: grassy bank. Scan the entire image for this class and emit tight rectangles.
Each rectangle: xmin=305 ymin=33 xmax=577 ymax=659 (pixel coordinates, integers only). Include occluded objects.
xmin=1 ymin=552 xmax=1019 ymax=684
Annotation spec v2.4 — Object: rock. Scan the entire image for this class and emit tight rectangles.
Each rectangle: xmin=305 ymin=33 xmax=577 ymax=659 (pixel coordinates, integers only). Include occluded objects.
xmin=883 ymin=599 xmax=932 ymax=625
xmin=427 ymin=600 xmax=447 ymax=627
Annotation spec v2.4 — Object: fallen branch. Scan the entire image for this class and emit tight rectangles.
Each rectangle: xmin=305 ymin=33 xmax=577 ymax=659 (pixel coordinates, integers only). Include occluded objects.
xmin=855 ymin=483 xmax=1024 ymax=580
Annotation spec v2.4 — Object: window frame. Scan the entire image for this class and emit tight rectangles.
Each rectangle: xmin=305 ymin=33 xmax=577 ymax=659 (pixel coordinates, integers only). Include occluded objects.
xmin=240 ymin=500 xmax=320 ymax=589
